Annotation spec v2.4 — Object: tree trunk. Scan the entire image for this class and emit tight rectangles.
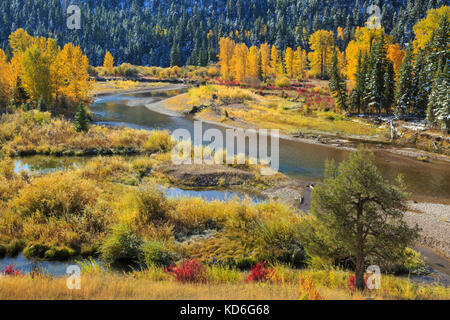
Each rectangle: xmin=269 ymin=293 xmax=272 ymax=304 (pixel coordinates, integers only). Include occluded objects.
xmin=355 ymin=240 xmax=365 ymax=291
xmin=355 ymin=206 xmax=365 ymax=291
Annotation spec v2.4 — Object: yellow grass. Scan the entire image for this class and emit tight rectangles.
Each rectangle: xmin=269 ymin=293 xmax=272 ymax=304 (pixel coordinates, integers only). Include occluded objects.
xmin=0 ymin=269 xmax=447 ymax=300
xmin=187 ymin=85 xmax=388 ymax=138
xmin=92 ymin=80 xmax=167 ymax=95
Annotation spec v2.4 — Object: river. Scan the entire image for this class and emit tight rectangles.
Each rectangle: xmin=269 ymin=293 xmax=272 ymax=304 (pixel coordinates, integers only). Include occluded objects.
xmin=91 ymin=88 xmax=450 ymax=202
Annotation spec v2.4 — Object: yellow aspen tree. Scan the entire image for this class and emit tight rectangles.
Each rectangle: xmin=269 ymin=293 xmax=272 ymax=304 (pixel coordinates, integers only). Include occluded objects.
xmin=293 ymin=46 xmax=308 ymax=79
xmin=53 ymin=43 xmax=92 ymax=106
xmin=284 ymin=47 xmax=294 ymax=79
xmin=103 ymin=51 xmax=114 ymax=75
xmin=8 ymin=28 xmax=34 ymax=55
xmin=218 ymin=37 xmax=235 ymax=81
xmin=270 ymin=46 xmax=284 ymax=78
xmin=231 ymin=43 xmax=249 ymax=82
xmin=413 ymin=6 xmax=450 ymax=51
xmin=387 ymin=43 xmax=405 ymax=77
xmin=344 ymin=27 xmax=391 ymax=80
xmin=259 ymin=43 xmax=271 ymax=78
xmin=21 ymin=44 xmax=53 ymax=103
xmin=247 ymin=46 xmax=261 ymax=79
xmin=308 ymin=30 xmax=335 ymax=78
xmin=0 ymin=49 xmax=12 ymax=106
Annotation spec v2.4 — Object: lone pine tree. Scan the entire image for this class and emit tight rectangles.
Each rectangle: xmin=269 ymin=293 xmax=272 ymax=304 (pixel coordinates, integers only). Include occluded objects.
xmin=310 ymin=146 xmax=419 ymax=291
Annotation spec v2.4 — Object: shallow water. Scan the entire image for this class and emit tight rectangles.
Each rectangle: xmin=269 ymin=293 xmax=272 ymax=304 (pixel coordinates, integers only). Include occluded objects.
xmin=0 ymin=254 xmax=78 ymax=277
xmin=91 ymin=90 xmax=450 ymax=201
xmin=162 ymin=186 xmax=263 ymax=203
xmin=14 ymin=156 xmax=85 ymax=174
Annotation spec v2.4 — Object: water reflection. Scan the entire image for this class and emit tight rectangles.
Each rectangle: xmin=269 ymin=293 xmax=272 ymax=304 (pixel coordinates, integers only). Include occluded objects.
xmin=90 ymin=90 xmax=450 ymax=200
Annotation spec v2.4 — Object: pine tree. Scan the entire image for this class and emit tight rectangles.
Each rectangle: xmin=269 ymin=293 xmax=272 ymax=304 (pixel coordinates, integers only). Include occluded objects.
xmin=428 ymin=63 xmax=449 ymax=132
xmin=74 ymin=103 xmax=89 ymax=132
xmin=411 ymin=51 xmax=428 ymax=116
xmin=395 ymin=48 xmax=414 ymax=117
xmin=350 ymin=52 xmax=364 ymax=114
xmin=382 ymin=61 xmax=395 ymax=114
xmin=329 ymin=50 xmax=348 ymax=112
xmin=366 ymin=36 xmax=387 ymax=114
xmin=37 ymin=96 xmax=47 ymax=112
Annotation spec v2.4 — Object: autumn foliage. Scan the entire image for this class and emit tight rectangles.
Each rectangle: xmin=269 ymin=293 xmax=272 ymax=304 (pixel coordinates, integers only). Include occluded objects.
xmin=164 ymin=260 xmax=207 ymax=283
xmin=0 ymin=29 xmax=93 ymax=115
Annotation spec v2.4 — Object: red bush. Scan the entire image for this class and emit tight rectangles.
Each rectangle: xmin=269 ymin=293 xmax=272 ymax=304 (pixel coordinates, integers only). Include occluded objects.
xmin=245 ymin=262 xmax=274 ymax=283
xmin=164 ymin=260 xmax=207 ymax=283
xmin=347 ymin=274 xmax=368 ymax=291
xmin=3 ymin=264 xmax=22 ymax=276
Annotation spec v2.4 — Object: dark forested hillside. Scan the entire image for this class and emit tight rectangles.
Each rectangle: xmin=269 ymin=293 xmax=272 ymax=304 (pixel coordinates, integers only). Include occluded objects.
xmin=0 ymin=0 xmax=447 ymax=66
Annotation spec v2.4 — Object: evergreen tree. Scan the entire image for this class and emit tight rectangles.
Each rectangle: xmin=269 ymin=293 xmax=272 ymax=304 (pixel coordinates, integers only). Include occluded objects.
xmin=367 ymin=36 xmax=387 ymax=114
xmin=382 ymin=61 xmax=395 ymax=114
xmin=411 ymin=51 xmax=428 ymax=116
xmin=309 ymin=146 xmax=419 ymax=291
xmin=350 ymin=52 xmax=364 ymax=114
xmin=395 ymin=48 xmax=414 ymax=117
xmin=37 ymin=97 xmax=47 ymax=112
xmin=428 ymin=63 xmax=449 ymax=132
xmin=74 ymin=103 xmax=89 ymax=132
xmin=329 ymin=50 xmax=348 ymax=112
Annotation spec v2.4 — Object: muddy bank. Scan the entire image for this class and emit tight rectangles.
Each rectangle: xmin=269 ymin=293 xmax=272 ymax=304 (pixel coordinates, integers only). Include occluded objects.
xmin=156 ymin=164 xmax=256 ymax=187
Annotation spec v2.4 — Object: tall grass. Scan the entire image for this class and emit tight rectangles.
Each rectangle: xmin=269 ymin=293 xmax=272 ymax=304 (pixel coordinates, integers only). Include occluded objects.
xmin=0 ymin=111 xmax=174 ymax=156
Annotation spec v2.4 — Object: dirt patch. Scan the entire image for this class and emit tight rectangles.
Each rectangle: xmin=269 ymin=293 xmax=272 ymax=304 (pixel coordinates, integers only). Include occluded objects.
xmin=156 ymin=164 xmax=255 ymax=187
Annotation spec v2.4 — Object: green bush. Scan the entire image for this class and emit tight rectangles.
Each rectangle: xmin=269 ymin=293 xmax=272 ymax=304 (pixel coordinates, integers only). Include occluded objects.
xmin=135 ymin=186 xmax=170 ymax=222
xmin=100 ymin=224 xmax=142 ymax=263
xmin=141 ymin=240 xmax=177 ymax=268
xmin=44 ymin=247 xmax=76 ymax=260
xmin=6 ymin=240 xmax=25 ymax=256
xmin=23 ymin=243 xmax=50 ymax=258
xmin=0 ymin=244 xmax=6 ymax=257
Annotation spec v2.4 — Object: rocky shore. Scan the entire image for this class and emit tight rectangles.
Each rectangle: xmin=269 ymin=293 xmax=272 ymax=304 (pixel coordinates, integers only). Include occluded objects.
xmin=405 ymin=202 xmax=450 ymax=259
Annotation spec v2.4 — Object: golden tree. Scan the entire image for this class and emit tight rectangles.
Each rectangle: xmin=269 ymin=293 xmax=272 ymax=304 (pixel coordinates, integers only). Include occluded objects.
xmin=21 ymin=43 xmax=54 ymax=103
xmin=387 ymin=43 xmax=405 ymax=77
xmin=103 ymin=51 xmax=114 ymax=75
xmin=270 ymin=46 xmax=284 ymax=77
xmin=231 ymin=43 xmax=249 ymax=82
xmin=284 ymin=47 xmax=294 ymax=79
xmin=0 ymin=49 xmax=12 ymax=106
xmin=247 ymin=46 xmax=261 ymax=80
xmin=218 ymin=37 xmax=235 ymax=81
xmin=413 ymin=6 xmax=450 ymax=51
xmin=8 ymin=28 xmax=34 ymax=55
xmin=53 ymin=43 xmax=92 ymax=106
xmin=259 ymin=43 xmax=271 ymax=78
xmin=344 ymin=27 xmax=390 ymax=80
xmin=308 ymin=30 xmax=335 ymax=78
xmin=293 ymin=46 xmax=308 ymax=79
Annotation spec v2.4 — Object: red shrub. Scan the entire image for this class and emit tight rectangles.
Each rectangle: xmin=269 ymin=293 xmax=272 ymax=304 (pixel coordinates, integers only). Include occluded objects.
xmin=164 ymin=260 xmax=207 ymax=283
xmin=245 ymin=262 xmax=274 ymax=283
xmin=347 ymin=274 xmax=368 ymax=291
xmin=3 ymin=264 xmax=22 ymax=276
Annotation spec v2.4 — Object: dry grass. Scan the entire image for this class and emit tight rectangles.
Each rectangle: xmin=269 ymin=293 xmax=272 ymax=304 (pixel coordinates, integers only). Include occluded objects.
xmin=0 ymin=275 xmax=300 ymax=300
xmin=0 ymin=111 xmax=173 ymax=156
xmin=187 ymin=85 xmax=388 ymax=138
xmin=0 ymin=268 xmax=448 ymax=300
xmin=92 ymin=80 xmax=167 ymax=95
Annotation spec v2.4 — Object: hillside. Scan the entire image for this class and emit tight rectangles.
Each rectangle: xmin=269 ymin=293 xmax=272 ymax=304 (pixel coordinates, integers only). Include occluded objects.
xmin=0 ymin=0 xmax=446 ymax=66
